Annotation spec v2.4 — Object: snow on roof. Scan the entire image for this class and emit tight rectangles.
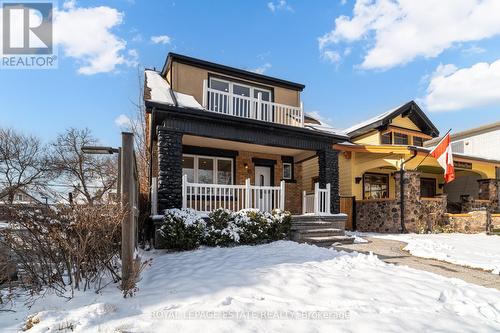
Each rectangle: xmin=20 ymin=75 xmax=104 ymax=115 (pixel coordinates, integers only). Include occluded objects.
xmin=304 ymin=123 xmax=348 ymax=137
xmin=145 ymin=70 xmax=203 ymax=109
xmin=342 ymin=104 xmax=403 ymax=135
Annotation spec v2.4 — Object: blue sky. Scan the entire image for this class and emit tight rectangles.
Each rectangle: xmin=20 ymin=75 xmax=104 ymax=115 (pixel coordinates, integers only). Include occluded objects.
xmin=1 ymin=0 xmax=500 ymax=147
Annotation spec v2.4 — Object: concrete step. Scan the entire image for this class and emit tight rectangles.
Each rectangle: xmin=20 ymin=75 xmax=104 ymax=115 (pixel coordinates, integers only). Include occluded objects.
xmin=291 ymin=221 xmax=342 ymax=231
xmin=302 ymin=235 xmax=355 ymax=246
xmin=299 ymin=228 xmax=344 ymax=237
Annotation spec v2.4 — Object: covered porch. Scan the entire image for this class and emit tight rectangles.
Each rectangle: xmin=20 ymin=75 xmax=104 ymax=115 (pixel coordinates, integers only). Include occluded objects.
xmin=335 ymin=143 xmax=500 ymax=232
xmin=149 ymin=106 xmax=345 ymax=216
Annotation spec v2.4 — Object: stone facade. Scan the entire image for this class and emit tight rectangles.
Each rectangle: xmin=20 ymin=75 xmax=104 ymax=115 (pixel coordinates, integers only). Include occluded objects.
xmin=447 ymin=211 xmax=489 ymax=233
xmin=157 ymin=129 xmax=183 ymax=211
xmin=477 ymin=179 xmax=499 ymax=212
xmin=317 ymin=148 xmax=340 ymax=214
xmin=356 ymin=199 xmax=400 ymax=233
xmin=491 ymin=214 xmax=500 ymax=231
xmin=356 ymin=171 xmax=447 ymax=233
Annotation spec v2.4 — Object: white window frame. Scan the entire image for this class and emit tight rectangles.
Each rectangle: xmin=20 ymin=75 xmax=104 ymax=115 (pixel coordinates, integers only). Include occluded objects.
xmin=282 ymin=162 xmax=292 ymax=180
xmin=209 ymin=77 xmax=272 ymax=101
xmin=182 ymin=154 xmax=234 ymax=185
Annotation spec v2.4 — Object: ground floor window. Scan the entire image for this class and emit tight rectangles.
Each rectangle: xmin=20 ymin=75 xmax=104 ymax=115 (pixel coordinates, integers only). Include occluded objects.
xmin=363 ymin=173 xmax=389 ymax=199
xmin=182 ymin=155 xmax=233 ymax=185
xmin=420 ymin=178 xmax=436 ymax=197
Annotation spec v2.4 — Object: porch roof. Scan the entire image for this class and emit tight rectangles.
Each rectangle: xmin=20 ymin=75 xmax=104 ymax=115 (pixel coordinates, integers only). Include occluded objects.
xmin=334 ymin=143 xmax=500 ymax=166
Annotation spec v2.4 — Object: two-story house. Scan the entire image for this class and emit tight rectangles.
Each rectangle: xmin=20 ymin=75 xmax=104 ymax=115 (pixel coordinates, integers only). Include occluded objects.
xmin=144 ymin=53 xmax=347 ymax=216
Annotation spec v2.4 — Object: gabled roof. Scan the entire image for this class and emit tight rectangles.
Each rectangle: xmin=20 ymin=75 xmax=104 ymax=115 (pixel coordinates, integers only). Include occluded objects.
xmin=425 ymin=121 xmax=500 ymax=147
xmin=161 ymin=52 xmax=305 ymax=91
xmin=343 ymin=101 xmax=440 ymax=138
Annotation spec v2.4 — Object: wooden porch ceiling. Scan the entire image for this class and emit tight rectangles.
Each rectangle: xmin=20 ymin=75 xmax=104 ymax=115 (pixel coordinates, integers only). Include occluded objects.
xmin=183 ymin=135 xmax=316 ymax=159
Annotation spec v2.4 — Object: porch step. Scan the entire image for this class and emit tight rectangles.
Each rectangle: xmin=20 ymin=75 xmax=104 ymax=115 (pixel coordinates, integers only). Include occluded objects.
xmin=299 ymin=228 xmax=344 ymax=237
xmin=291 ymin=221 xmax=341 ymax=231
xmin=303 ymin=235 xmax=355 ymax=246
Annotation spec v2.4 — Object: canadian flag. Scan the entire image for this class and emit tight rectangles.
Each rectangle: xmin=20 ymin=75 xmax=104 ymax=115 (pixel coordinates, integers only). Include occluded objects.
xmin=430 ymin=133 xmax=455 ymax=183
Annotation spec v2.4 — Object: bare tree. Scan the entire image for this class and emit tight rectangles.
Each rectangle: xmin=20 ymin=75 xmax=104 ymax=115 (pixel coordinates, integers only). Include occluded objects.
xmin=129 ymin=66 xmax=150 ymax=194
xmin=50 ymin=128 xmax=117 ymax=205
xmin=0 ymin=128 xmax=51 ymax=203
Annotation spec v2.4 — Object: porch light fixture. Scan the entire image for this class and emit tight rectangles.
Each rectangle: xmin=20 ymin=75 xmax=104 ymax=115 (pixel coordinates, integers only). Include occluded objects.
xmin=355 ymin=177 xmax=362 ymax=184
xmin=244 ymin=163 xmax=249 ymax=170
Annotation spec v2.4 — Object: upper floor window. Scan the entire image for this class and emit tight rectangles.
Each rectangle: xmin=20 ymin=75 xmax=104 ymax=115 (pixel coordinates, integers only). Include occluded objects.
xmin=394 ymin=133 xmax=409 ymax=145
xmin=381 ymin=132 xmax=392 ymax=144
xmin=210 ymin=78 xmax=272 ymax=101
xmin=413 ymin=136 xmax=424 ymax=147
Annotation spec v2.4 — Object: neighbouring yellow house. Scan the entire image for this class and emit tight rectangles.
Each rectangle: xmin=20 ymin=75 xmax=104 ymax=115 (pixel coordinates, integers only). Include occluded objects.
xmin=333 ymin=101 xmax=500 ymax=232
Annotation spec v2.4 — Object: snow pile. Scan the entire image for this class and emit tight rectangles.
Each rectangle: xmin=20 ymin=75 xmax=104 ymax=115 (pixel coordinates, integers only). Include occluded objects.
xmin=374 ymin=233 xmax=500 ymax=274
xmin=2 ymin=241 xmax=500 ymax=332
xmin=144 ymin=70 xmax=204 ymax=109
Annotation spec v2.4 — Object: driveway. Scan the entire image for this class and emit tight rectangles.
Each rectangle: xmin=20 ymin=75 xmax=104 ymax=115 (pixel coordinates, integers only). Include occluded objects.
xmin=335 ymin=236 xmax=500 ymax=291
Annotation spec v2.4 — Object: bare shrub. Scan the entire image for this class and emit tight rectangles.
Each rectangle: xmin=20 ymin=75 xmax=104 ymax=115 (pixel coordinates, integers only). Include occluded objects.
xmin=0 ymin=204 xmax=125 ymax=297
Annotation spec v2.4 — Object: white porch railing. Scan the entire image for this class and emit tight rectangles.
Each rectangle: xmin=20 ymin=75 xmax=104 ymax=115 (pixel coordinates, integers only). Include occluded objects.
xmin=182 ymin=175 xmax=285 ymax=213
xmin=302 ymin=182 xmax=331 ymax=215
xmin=203 ymin=80 xmax=304 ymax=127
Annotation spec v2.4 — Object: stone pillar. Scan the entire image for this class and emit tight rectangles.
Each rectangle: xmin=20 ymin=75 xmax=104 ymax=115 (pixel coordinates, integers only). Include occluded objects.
xmin=477 ymin=179 xmax=499 ymax=211
xmin=157 ymin=129 xmax=183 ymax=212
xmin=317 ymin=148 xmax=340 ymax=214
xmin=395 ymin=170 xmax=421 ymax=232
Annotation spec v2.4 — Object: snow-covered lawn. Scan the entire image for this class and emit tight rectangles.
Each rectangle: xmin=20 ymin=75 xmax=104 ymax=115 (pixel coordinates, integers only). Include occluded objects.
xmin=1 ymin=241 xmax=500 ymax=332
xmin=373 ymin=233 xmax=500 ymax=274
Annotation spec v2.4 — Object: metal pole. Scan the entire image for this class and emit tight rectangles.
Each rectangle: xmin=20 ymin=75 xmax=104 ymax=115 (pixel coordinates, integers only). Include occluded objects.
xmin=121 ymin=132 xmax=134 ymax=289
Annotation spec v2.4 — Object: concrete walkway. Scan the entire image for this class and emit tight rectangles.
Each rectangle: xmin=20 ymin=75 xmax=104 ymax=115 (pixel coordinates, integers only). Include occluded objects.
xmin=334 ymin=236 xmax=500 ymax=291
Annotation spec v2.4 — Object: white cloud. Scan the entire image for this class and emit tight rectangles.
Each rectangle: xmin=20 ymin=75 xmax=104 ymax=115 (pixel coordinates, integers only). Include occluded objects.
xmin=252 ymin=63 xmax=272 ymax=74
xmin=150 ymin=35 xmax=171 ymax=45
xmin=267 ymin=1 xmax=293 ymax=13
xmin=321 ymin=50 xmax=341 ymax=63
xmin=423 ymin=59 xmax=500 ymax=111
xmin=319 ymin=0 xmax=500 ymax=70
xmin=461 ymin=45 xmax=486 ymax=55
xmin=55 ymin=1 xmax=135 ymax=75
xmin=114 ymin=114 xmax=132 ymax=129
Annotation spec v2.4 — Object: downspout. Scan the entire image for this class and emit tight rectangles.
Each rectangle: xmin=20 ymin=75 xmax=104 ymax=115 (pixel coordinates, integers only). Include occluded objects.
xmin=399 ymin=147 xmax=418 ymax=233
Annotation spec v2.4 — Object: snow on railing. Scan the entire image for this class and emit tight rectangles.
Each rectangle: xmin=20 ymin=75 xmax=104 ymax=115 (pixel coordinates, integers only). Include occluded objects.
xmin=203 ymin=79 xmax=304 ymax=127
xmin=182 ymin=175 xmax=285 ymax=213
xmin=302 ymin=182 xmax=331 ymax=215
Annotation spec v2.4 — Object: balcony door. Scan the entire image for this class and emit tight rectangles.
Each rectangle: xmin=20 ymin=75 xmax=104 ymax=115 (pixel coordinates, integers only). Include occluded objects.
xmin=209 ymin=78 xmax=272 ymax=120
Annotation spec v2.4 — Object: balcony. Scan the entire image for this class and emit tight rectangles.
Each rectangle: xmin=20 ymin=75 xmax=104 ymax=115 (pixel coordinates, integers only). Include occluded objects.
xmin=202 ymin=79 xmax=304 ymax=127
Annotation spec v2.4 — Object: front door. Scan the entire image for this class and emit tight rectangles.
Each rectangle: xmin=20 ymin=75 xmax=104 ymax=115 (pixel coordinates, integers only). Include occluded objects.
xmin=255 ymin=166 xmax=272 ymax=210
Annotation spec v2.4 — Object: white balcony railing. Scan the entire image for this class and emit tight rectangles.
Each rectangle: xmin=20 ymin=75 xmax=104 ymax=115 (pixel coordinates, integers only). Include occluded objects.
xmin=302 ymin=182 xmax=331 ymax=215
xmin=182 ymin=175 xmax=285 ymax=213
xmin=202 ymin=80 xmax=304 ymax=127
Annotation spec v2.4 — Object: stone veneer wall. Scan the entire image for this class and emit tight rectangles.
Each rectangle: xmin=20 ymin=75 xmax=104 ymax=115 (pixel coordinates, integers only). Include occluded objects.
xmin=491 ymin=214 xmax=500 ymax=230
xmin=157 ymin=129 xmax=183 ymax=211
xmin=356 ymin=171 xmax=447 ymax=233
xmin=356 ymin=199 xmax=400 ymax=233
xmin=317 ymin=148 xmax=340 ymax=214
xmin=447 ymin=211 xmax=489 ymax=233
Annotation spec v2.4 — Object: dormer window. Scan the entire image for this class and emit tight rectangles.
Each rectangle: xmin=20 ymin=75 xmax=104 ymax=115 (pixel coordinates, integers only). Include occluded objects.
xmin=394 ymin=133 xmax=409 ymax=145
xmin=413 ymin=136 xmax=424 ymax=147
xmin=381 ymin=132 xmax=392 ymax=144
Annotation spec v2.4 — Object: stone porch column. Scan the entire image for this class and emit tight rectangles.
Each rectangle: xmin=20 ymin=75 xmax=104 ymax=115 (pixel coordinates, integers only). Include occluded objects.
xmin=317 ymin=147 xmax=340 ymax=214
xmin=477 ymin=178 xmax=499 ymax=211
xmin=395 ymin=170 xmax=421 ymax=232
xmin=157 ymin=128 xmax=183 ymax=212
